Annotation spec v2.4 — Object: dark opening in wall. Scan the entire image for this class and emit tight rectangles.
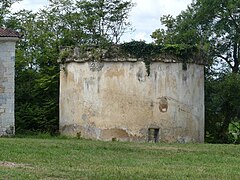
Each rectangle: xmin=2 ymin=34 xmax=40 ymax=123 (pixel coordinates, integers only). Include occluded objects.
xmin=148 ymin=128 xmax=159 ymax=142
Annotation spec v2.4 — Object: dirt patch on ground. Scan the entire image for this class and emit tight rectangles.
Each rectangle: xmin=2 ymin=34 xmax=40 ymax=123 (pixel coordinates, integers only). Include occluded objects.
xmin=0 ymin=161 xmax=32 ymax=168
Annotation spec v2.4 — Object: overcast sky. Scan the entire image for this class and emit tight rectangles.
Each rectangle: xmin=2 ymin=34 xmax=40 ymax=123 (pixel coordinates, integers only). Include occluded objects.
xmin=11 ymin=0 xmax=192 ymax=42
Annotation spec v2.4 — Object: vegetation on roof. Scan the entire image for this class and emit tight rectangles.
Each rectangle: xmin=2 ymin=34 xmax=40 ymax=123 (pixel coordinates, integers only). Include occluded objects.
xmin=120 ymin=41 xmax=199 ymax=60
xmin=59 ymin=41 xmax=202 ymax=65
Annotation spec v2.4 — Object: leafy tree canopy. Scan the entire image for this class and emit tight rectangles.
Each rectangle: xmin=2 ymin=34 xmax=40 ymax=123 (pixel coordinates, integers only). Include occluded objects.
xmin=0 ymin=0 xmax=21 ymax=26
xmin=152 ymin=0 xmax=240 ymax=73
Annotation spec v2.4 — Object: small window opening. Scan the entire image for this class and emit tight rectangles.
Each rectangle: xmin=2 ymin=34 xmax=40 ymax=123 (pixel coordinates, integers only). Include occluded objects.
xmin=148 ymin=128 xmax=159 ymax=143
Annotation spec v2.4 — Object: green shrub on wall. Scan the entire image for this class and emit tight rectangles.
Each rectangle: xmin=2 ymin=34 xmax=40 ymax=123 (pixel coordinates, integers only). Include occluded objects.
xmin=120 ymin=41 xmax=198 ymax=60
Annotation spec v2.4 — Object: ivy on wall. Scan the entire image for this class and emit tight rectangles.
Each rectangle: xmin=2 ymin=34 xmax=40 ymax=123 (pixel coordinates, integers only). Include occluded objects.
xmin=120 ymin=41 xmax=162 ymax=59
xmin=120 ymin=41 xmax=198 ymax=60
xmin=59 ymin=41 xmax=201 ymax=73
xmin=120 ymin=41 xmax=200 ymax=72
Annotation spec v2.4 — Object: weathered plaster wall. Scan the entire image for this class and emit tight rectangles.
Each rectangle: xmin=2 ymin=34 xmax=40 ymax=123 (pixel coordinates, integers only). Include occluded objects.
xmin=0 ymin=38 xmax=16 ymax=136
xmin=60 ymin=60 xmax=204 ymax=143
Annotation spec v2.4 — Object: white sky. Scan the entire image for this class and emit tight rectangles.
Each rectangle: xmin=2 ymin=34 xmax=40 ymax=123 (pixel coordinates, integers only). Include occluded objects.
xmin=11 ymin=0 xmax=192 ymax=42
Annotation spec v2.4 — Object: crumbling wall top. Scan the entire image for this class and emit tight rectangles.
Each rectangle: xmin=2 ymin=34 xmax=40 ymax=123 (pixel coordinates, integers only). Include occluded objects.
xmin=58 ymin=42 xmax=206 ymax=65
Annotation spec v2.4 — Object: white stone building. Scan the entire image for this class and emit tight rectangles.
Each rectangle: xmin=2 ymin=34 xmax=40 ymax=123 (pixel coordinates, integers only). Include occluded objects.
xmin=59 ymin=47 xmax=205 ymax=143
xmin=0 ymin=28 xmax=20 ymax=136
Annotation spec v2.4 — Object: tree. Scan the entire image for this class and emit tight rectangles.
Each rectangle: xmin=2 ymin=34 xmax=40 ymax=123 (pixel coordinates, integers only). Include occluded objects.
xmin=77 ymin=0 xmax=134 ymax=46
xmin=195 ymin=0 xmax=240 ymax=73
xmin=205 ymin=73 xmax=240 ymax=143
xmin=152 ymin=0 xmax=240 ymax=73
xmin=0 ymin=0 xmax=21 ymax=26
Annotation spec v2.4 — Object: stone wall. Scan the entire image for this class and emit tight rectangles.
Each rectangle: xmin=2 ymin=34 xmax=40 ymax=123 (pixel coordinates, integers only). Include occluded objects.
xmin=60 ymin=59 xmax=204 ymax=143
xmin=0 ymin=38 xmax=17 ymax=136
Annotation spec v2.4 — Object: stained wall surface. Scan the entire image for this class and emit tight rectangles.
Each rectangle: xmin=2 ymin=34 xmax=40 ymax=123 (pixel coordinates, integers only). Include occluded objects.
xmin=0 ymin=38 xmax=17 ymax=136
xmin=60 ymin=60 xmax=204 ymax=143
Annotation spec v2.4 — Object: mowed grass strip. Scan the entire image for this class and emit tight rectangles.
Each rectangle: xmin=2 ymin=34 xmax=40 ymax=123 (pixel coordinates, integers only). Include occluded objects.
xmin=0 ymin=137 xmax=239 ymax=179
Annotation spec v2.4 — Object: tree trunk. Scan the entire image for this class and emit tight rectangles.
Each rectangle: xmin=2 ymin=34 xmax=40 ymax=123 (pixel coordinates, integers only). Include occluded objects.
xmin=232 ymin=42 xmax=239 ymax=73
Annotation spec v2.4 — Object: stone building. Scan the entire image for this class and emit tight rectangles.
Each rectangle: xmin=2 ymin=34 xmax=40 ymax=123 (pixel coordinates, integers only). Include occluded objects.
xmin=59 ymin=47 xmax=205 ymax=143
xmin=0 ymin=28 xmax=20 ymax=136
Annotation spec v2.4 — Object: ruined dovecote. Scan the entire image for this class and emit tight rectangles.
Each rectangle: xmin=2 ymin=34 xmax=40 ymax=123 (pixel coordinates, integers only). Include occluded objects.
xmin=0 ymin=28 xmax=20 ymax=136
xmin=59 ymin=46 xmax=205 ymax=143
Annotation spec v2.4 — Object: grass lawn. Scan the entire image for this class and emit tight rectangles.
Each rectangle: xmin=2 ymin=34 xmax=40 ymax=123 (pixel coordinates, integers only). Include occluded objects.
xmin=0 ymin=137 xmax=239 ymax=179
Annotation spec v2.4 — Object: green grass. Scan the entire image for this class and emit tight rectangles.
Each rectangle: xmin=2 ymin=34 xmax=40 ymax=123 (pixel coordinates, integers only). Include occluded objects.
xmin=0 ymin=137 xmax=239 ymax=179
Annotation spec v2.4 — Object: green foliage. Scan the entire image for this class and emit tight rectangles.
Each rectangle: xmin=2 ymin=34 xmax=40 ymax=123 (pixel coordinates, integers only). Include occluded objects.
xmin=152 ymin=0 xmax=240 ymax=73
xmin=229 ymin=122 xmax=240 ymax=144
xmin=73 ymin=0 xmax=135 ymax=48
xmin=59 ymin=48 xmax=71 ymax=61
xmin=120 ymin=40 xmax=198 ymax=59
xmin=205 ymin=73 xmax=240 ymax=144
xmin=120 ymin=41 xmax=199 ymax=74
xmin=77 ymin=0 xmax=134 ymax=46
xmin=0 ymin=0 xmax=21 ymax=26
xmin=120 ymin=41 xmax=162 ymax=58
xmin=162 ymin=44 xmax=198 ymax=59
xmin=194 ymin=0 xmax=240 ymax=73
